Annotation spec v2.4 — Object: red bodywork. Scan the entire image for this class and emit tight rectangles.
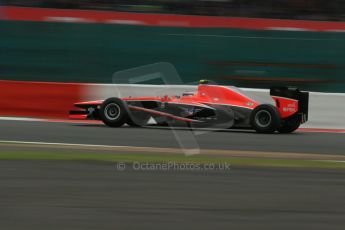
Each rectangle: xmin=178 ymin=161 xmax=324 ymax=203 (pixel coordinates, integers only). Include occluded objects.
xmin=271 ymin=96 xmax=299 ymax=119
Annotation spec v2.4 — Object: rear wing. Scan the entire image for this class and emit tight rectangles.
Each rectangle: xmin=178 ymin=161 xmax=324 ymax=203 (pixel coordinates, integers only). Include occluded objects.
xmin=270 ymin=87 xmax=309 ymax=122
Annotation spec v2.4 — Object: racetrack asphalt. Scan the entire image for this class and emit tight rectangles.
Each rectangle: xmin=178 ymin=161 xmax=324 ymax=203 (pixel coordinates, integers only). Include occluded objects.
xmin=0 ymin=160 xmax=344 ymax=230
xmin=1 ymin=120 xmax=345 ymax=229
xmin=0 ymin=120 xmax=345 ymax=155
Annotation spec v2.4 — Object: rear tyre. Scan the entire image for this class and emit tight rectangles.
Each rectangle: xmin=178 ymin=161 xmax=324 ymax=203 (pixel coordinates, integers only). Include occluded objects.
xmin=99 ymin=98 xmax=128 ymax=127
xmin=278 ymin=115 xmax=301 ymax=133
xmin=250 ymin=104 xmax=280 ymax=133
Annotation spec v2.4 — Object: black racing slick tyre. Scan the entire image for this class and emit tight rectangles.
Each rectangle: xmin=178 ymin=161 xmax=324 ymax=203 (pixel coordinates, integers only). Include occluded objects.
xmin=250 ymin=104 xmax=281 ymax=134
xmin=277 ymin=115 xmax=301 ymax=134
xmin=99 ymin=98 xmax=128 ymax=127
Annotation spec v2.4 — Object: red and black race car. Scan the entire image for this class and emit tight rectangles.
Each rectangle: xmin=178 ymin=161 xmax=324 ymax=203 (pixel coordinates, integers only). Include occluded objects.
xmin=70 ymin=80 xmax=309 ymax=133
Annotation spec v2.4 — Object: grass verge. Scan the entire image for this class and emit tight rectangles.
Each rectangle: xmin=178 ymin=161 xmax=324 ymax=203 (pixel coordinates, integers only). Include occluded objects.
xmin=0 ymin=151 xmax=344 ymax=169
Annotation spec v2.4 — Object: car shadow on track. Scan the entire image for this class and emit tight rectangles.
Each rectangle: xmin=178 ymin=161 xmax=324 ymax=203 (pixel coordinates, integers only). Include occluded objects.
xmin=70 ymin=123 xmax=268 ymax=135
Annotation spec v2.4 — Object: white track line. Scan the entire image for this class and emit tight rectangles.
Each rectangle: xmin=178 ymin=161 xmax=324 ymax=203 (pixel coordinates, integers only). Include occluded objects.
xmin=0 ymin=140 xmax=150 ymax=150
xmin=0 ymin=117 xmax=43 ymax=121
xmin=313 ymin=160 xmax=345 ymax=163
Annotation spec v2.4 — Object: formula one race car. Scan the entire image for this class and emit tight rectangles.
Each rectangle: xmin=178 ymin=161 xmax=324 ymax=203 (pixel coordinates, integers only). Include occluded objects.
xmin=70 ymin=80 xmax=309 ymax=133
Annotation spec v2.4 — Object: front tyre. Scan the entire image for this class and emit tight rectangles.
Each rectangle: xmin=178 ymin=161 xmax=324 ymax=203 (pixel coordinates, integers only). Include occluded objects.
xmin=250 ymin=104 xmax=280 ymax=134
xmin=278 ymin=115 xmax=301 ymax=133
xmin=99 ymin=98 xmax=128 ymax=127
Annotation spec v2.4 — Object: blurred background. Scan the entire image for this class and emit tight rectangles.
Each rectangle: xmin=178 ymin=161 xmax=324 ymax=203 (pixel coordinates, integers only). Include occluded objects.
xmin=1 ymin=0 xmax=345 ymax=92
xmin=3 ymin=0 xmax=345 ymax=19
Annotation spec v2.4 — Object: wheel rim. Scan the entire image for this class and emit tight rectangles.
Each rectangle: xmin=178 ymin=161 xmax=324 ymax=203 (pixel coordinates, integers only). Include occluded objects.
xmin=104 ymin=103 xmax=121 ymax=120
xmin=255 ymin=110 xmax=272 ymax=128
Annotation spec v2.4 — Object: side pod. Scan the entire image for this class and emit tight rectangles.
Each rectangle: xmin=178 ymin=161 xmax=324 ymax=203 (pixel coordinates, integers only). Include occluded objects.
xmin=270 ymin=87 xmax=309 ymax=123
